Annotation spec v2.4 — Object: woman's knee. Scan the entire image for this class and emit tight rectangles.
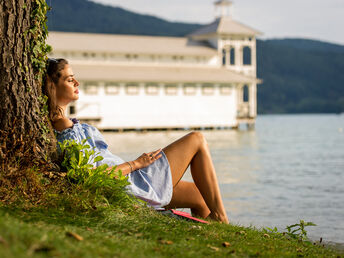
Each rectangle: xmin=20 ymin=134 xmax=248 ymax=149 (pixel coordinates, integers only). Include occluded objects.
xmin=188 ymin=131 xmax=207 ymax=149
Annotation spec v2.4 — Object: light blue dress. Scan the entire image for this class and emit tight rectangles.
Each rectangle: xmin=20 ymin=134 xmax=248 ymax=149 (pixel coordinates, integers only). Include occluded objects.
xmin=55 ymin=119 xmax=173 ymax=209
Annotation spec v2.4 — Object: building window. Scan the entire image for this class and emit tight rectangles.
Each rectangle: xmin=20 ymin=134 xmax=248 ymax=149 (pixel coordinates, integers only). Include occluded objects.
xmin=243 ymin=46 xmax=252 ymax=65
xmin=220 ymin=84 xmax=232 ymax=95
xmin=165 ymin=84 xmax=178 ymax=95
xmin=84 ymin=83 xmax=98 ymax=95
xmin=105 ymin=84 xmax=120 ymax=95
xmin=69 ymin=105 xmax=76 ymax=115
xmin=243 ymin=85 xmax=249 ymax=102
xmin=230 ymin=47 xmax=235 ymax=65
xmin=183 ymin=84 xmax=197 ymax=95
xmin=145 ymin=84 xmax=159 ymax=95
xmin=222 ymin=48 xmax=226 ymax=66
xmin=126 ymin=84 xmax=139 ymax=95
xmin=202 ymin=84 xmax=214 ymax=95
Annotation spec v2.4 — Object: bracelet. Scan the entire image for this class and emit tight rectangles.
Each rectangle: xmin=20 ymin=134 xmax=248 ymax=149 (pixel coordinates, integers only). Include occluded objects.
xmin=127 ymin=161 xmax=133 ymax=173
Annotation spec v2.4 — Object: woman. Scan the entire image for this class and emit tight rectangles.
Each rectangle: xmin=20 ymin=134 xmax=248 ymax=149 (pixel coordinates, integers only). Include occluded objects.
xmin=44 ymin=58 xmax=229 ymax=223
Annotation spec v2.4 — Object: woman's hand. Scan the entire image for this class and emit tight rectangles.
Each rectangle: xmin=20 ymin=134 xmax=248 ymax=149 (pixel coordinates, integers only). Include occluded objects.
xmin=133 ymin=149 xmax=163 ymax=170
xmin=103 ymin=149 xmax=163 ymax=176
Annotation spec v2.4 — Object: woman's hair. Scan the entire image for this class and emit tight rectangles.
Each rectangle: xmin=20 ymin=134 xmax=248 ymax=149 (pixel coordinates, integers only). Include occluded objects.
xmin=43 ymin=58 xmax=69 ymax=122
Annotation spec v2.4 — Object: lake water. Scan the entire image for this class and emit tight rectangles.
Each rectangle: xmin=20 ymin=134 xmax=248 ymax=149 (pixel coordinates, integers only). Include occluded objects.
xmin=103 ymin=114 xmax=344 ymax=244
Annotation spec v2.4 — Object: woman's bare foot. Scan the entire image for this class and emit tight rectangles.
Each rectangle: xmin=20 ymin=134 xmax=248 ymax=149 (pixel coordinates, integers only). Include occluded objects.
xmin=208 ymin=212 xmax=229 ymax=224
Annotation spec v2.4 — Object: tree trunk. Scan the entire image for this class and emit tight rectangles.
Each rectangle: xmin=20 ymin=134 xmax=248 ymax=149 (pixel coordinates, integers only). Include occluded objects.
xmin=0 ymin=0 xmax=56 ymax=170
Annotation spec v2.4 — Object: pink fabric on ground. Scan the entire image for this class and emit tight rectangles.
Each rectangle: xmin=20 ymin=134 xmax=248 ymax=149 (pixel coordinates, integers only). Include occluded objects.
xmin=171 ymin=209 xmax=209 ymax=224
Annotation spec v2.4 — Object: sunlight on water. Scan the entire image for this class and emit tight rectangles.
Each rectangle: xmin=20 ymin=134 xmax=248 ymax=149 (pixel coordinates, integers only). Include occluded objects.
xmin=103 ymin=114 xmax=344 ymax=244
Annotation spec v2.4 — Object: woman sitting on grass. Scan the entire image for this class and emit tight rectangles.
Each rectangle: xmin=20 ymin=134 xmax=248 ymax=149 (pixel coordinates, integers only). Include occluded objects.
xmin=44 ymin=58 xmax=229 ymax=224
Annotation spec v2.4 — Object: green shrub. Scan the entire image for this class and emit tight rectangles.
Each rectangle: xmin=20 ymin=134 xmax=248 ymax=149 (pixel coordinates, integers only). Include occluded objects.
xmin=56 ymin=139 xmax=137 ymax=210
xmin=285 ymin=220 xmax=317 ymax=241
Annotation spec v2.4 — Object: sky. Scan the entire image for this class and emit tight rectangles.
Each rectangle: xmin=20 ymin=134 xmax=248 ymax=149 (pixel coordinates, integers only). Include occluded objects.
xmin=90 ymin=0 xmax=344 ymax=45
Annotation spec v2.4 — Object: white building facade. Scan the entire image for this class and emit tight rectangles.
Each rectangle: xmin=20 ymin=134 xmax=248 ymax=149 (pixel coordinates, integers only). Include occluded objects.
xmin=47 ymin=0 xmax=261 ymax=130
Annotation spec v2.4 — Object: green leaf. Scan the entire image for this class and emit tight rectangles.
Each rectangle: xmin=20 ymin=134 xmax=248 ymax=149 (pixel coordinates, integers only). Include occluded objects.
xmin=94 ymin=156 xmax=104 ymax=162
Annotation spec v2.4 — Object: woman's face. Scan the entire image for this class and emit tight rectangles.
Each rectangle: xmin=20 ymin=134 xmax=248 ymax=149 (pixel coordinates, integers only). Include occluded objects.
xmin=55 ymin=64 xmax=79 ymax=106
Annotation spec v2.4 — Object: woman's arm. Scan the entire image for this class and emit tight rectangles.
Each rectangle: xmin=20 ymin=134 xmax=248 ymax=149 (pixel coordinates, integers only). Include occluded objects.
xmin=109 ymin=149 xmax=162 ymax=176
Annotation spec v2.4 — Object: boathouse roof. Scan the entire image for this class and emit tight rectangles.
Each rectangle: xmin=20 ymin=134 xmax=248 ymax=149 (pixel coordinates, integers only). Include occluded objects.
xmin=71 ymin=63 xmax=259 ymax=84
xmin=47 ymin=32 xmax=217 ymax=56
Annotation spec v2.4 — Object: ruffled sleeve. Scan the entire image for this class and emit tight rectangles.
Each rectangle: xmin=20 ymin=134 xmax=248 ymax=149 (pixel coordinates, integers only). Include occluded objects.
xmin=55 ymin=123 xmax=86 ymax=144
xmin=55 ymin=122 xmax=101 ymax=148
xmin=55 ymin=121 xmax=125 ymax=167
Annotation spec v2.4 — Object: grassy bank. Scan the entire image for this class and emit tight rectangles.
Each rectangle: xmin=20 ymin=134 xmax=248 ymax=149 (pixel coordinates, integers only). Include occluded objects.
xmin=0 ymin=205 xmax=342 ymax=257
xmin=0 ymin=140 xmax=342 ymax=257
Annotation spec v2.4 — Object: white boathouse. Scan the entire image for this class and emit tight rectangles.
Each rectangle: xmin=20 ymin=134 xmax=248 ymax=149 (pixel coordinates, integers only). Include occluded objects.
xmin=47 ymin=0 xmax=261 ymax=130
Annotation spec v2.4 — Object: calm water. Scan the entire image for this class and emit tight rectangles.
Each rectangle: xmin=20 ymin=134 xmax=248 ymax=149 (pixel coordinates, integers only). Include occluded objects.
xmin=103 ymin=114 xmax=344 ymax=244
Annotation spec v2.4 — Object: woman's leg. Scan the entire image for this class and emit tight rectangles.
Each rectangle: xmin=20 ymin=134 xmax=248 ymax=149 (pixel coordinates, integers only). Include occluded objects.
xmin=163 ymin=132 xmax=229 ymax=223
xmin=165 ymin=180 xmax=210 ymax=218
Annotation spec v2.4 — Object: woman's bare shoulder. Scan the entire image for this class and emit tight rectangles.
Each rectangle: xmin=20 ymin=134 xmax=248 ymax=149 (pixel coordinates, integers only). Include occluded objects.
xmin=53 ymin=117 xmax=74 ymax=132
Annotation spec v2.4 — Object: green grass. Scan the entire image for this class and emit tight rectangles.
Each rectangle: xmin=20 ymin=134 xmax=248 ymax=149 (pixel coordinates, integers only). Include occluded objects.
xmin=0 ymin=205 xmax=342 ymax=257
xmin=1 ymin=140 xmax=342 ymax=257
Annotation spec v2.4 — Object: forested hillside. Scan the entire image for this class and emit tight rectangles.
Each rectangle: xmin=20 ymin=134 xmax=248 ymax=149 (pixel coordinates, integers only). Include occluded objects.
xmin=46 ymin=0 xmax=200 ymax=36
xmin=47 ymin=0 xmax=344 ymax=114
xmin=257 ymin=39 xmax=344 ymax=113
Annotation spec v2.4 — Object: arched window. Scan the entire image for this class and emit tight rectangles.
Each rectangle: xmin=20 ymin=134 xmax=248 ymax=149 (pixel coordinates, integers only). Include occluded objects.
xmin=230 ymin=47 xmax=235 ymax=65
xmin=183 ymin=84 xmax=197 ymax=95
xmin=202 ymin=83 xmax=214 ymax=95
xmin=165 ymin=84 xmax=178 ymax=95
xmin=222 ymin=48 xmax=226 ymax=66
xmin=243 ymin=85 xmax=249 ymax=102
xmin=105 ymin=83 xmax=120 ymax=95
xmin=243 ymin=46 xmax=252 ymax=65
xmin=126 ymin=83 xmax=140 ymax=95
xmin=145 ymin=84 xmax=160 ymax=95
xmin=84 ymin=82 xmax=98 ymax=95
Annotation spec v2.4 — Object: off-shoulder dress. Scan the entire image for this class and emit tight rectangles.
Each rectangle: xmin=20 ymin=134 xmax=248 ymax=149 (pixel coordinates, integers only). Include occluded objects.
xmin=55 ymin=119 xmax=173 ymax=209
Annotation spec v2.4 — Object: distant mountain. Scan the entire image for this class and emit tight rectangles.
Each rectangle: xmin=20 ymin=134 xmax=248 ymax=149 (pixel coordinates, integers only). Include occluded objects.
xmin=264 ymin=38 xmax=344 ymax=54
xmin=257 ymin=39 xmax=344 ymax=113
xmin=47 ymin=0 xmax=201 ymax=36
xmin=46 ymin=0 xmax=344 ymax=114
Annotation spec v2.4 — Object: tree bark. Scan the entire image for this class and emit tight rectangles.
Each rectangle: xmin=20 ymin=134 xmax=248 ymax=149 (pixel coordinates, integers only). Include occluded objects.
xmin=0 ymin=0 xmax=56 ymax=170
